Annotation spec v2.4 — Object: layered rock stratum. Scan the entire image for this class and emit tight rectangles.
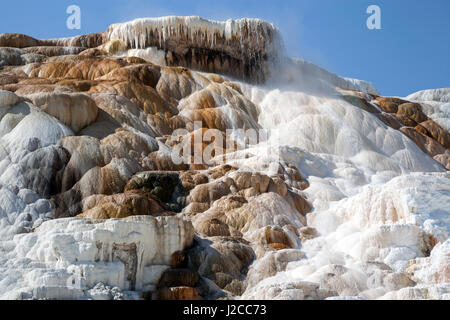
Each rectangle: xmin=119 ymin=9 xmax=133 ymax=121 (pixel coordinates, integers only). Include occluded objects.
xmin=0 ymin=16 xmax=448 ymax=300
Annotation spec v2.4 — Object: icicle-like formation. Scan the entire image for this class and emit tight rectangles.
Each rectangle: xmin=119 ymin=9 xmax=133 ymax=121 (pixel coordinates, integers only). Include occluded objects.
xmin=106 ymin=16 xmax=284 ymax=82
xmin=107 ymin=16 xmax=283 ymax=59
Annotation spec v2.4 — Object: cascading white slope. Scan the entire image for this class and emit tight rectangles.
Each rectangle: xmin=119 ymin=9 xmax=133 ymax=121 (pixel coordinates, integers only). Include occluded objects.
xmin=234 ymin=57 xmax=450 ymax=300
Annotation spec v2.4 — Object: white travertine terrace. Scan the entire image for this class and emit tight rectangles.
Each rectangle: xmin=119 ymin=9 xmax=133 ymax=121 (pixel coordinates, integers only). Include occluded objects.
xmin=407 ymin=88 xmax=450 ymax=103
xmin=1 ymin=216 xmax=194 ymax=299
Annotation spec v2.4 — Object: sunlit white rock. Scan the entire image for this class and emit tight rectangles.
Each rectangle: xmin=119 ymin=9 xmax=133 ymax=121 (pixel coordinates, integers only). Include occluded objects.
xmin=0 ymin=215 xmax=194 ymax=300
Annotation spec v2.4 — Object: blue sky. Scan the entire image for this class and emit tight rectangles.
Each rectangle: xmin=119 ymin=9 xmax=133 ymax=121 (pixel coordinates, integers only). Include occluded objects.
xmin=1 ymin=0 xmax=449 ymax=96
